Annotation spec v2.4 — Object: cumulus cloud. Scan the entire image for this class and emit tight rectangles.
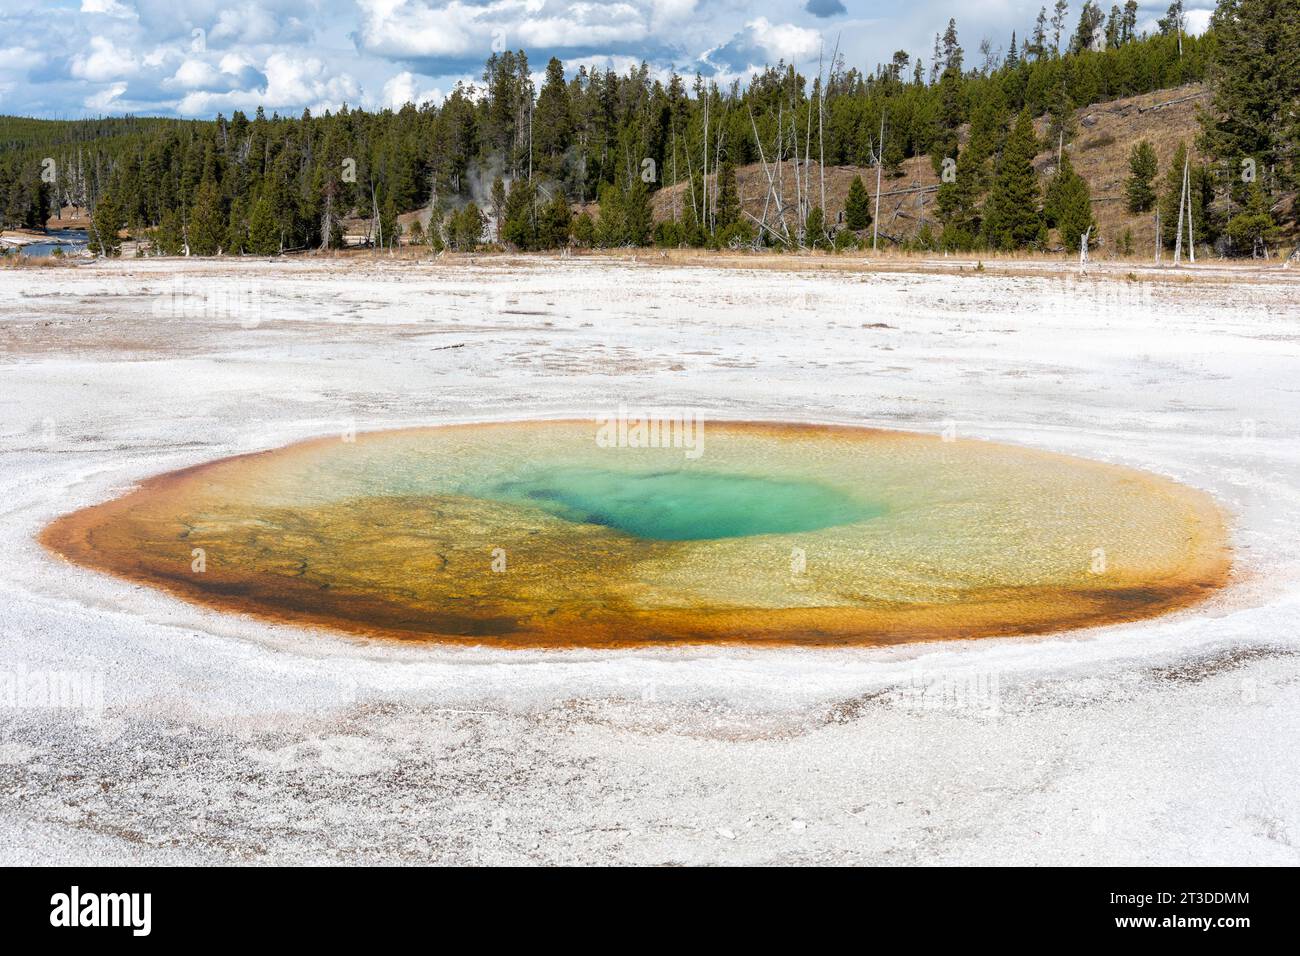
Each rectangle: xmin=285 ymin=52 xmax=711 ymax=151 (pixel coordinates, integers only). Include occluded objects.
xmin=354 ymin=0 xmax=675 ymax=67
xmin=85 ymin=81 xmax=129 ymax=110
xmin=209 ymin=3 xmax=312 ymax=46
xmin=0 ymin=46 xmax=46 ymax=72
xmin=70 ymin=36 xmax=139 ymax=82
xmin=706 ymin=17 xmax=822 ymax=72
xmin=380 ymin=70 xmax=445 ymax=108
xmin=81 ymin=0 xmax=138 ymax=18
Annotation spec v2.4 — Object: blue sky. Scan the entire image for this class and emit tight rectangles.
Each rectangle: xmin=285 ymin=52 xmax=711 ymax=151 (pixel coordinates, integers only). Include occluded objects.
xmin=0 ymin=0 xmax=1214 ymax=119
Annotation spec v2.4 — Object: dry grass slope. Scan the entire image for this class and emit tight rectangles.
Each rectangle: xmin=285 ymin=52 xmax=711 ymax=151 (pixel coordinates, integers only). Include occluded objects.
xmin=651 ymin=83 xmax=1297 ymax=256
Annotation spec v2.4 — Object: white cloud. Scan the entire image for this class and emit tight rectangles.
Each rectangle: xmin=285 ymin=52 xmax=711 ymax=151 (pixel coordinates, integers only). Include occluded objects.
xmin=380 ymin=70 xmax=444 ymax=108
xmin=171 ymin=58 xmax=222 ymax=89
xmin=210 ymin=3 xmax=300 ymax=45
xmin=355 ymin=0 xmax=659 ymax=61
xmin=355 ymin=0 xmax=477 ymax=59
xmin=1184 ymin=9 xmax=1213 ymax=34
xmin=745 ymin=17 xmax=821 ymax=64
xmin=0 ymin=47 xmax=46 ymax=71
xmin=80 ymin=0 xmax=137 ymax=18
xmin=85 ymin=81 xmax=128 ymax=110
xmin=175 ymin=52 xmax=361 ymax=115
xmin=649 ymin=0 xmax=696 ymax=28
xmin=70 ymin=36 xmax=139 ymax=82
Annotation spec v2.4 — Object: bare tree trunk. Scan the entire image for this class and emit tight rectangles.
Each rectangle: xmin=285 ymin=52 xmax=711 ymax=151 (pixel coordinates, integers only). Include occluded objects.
xmin=1173 ymin=158 xmax=1187 ymax=264
xmin=702 ymin=89 xmax=709 ymax=233
xmin=873 ymin=112 xmax=885 ymax=252
xmin=816 ymin=44 xmax=826 ymax=221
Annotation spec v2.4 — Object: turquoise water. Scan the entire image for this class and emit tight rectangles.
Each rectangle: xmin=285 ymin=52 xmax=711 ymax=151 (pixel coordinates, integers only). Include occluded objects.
xmin=489 ymin=467 xmax=883 ymax=540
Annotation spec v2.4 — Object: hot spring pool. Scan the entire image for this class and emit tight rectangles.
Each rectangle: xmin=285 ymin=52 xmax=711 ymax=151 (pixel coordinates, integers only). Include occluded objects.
xmin=42 ymin=420 xmax=1230 ymax=647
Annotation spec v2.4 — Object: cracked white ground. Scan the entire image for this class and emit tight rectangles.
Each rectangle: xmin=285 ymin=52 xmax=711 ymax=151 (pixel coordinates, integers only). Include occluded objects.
xmin=1 ymin=255 xmax=1297 ymax=865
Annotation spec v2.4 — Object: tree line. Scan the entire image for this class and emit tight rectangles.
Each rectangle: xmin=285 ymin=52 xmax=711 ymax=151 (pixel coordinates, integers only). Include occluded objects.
xmin=0 ymin=0 xmax=1294 ymax=257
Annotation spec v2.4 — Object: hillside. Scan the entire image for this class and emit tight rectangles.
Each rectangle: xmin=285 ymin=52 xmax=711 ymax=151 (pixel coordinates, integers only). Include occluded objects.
xmin=650 ymin=83 xmax=1295 ymax=255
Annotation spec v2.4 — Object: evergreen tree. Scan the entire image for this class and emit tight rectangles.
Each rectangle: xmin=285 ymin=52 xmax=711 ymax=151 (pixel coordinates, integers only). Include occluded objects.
xmin=805 ymin=206 xmax=828 ymax=248
xmin=1030 ymin=8 xmax=1049 ymax=59
xmin=225 ymin=200 xmax=248 ymax=255
xmin=983 ymin=110 xmax=1045 ymax=250
xmin=502 ymin=177 xmax=538 ymax=249
xmin=595 ymin=182 xmax=626 ymax=246
xmin=1157 ymin=1 xmax=1186 ymax=38
xmin=1051 ymin=0 xmax=1070 ymax=55
xmin=572 ymin=211 xmax=595 ymax=247
xmin=1125 ymin=140 xmax=1158 ymax=213
xmin=533 ymin=57 xmax=573 ymax=178
xmin=379 ymin=195 xmax=399 ymax=249
xmin=152 ymin=208 xmax=185 ymax=256
xmin=1105 ymin=5 xmax=1121 ymax=48
xmin=540 ymin=189 xmax=572 ymax=248
xmin=715 ymin=162 xmax=740 ymax=230
xmin=1225 ymin=182 xmax=1280 ymax=257
xmin=452 ymin=203 xmax=483 ymax=251
xmin=1201 ymin=0 xmax=1300 ymax=190
xmin=1070 ymin=1 xmax=1105 ymax=53
xmin=1121 ymin=1 xmax=1138 ymax=42
xmin=937 ymin=157 xmax=982 ymax=250
xmin=188 ymin=178 xmax=226 ymax=255
xmin=91 ymin=193 xmax=123 ymax=257
xmin=624 ymin=180 xmax=653 ymax=246
xmin=1046 ymin=72 xmax=1077 ymax=152
xmin=845 ymin=175 xmax=872 ymax=230
xmin=247 ymin=192 xmax=280 ymax=254
xmin=1044 ymin=152 xmax=1095 ymax=249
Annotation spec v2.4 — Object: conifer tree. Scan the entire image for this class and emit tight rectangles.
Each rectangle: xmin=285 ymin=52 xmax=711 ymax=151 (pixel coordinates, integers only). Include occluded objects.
xmin=225 ymin=201 xmax=248 ymax=255
xmin=502 ymin=178 xmax=538 ymax=249
xmin=540 ymin=189 xmax=572 ymax=248
xmin=715 ymin=162 xmax=740 ymax=230
xmin=1201 ymin=0 xmax=1300 ymax=191
xmin=845 ymin=176 xmax=872 ymax=230
xmin=1044 ymin=152 xmax=1095 ymax=249
xmin=1225 ymin=182 xmax=1280 ymax=257
xmin=379 ymin=195 xmax=399 ymax=249
xmin=937 ymin=153 xmax=983 ymax=249
xmin=91 ymin=192 xmax=123 ymax=257
xmin=572 ymin=211 xmax=595 ymax=248
xmin=188 ymin=178 xmax=226 ymax=255
xmin=805 ymin=206 xmax=828 ymax=249
xmin=983 ymin=110 xmax=1045 ymax=250
xmin=624 ymin=180 xmax=653 ymax=246
xmin=595 ymin=182 xmax=626 ymax=246
xmin=1125 ymin=140 xmax=1158 ymax=213
xmin=534 ymin=57 xmax=573 ymax=178
xmin=153 ymin=208 xmax=185 ymax=256
xmin=453 ymin=203 xmax=483 ymax=251
xmin=247 ymin=192 xmax=280 ymax=255
xmin=1051 ymin=0 xmax=1070 ymax=55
